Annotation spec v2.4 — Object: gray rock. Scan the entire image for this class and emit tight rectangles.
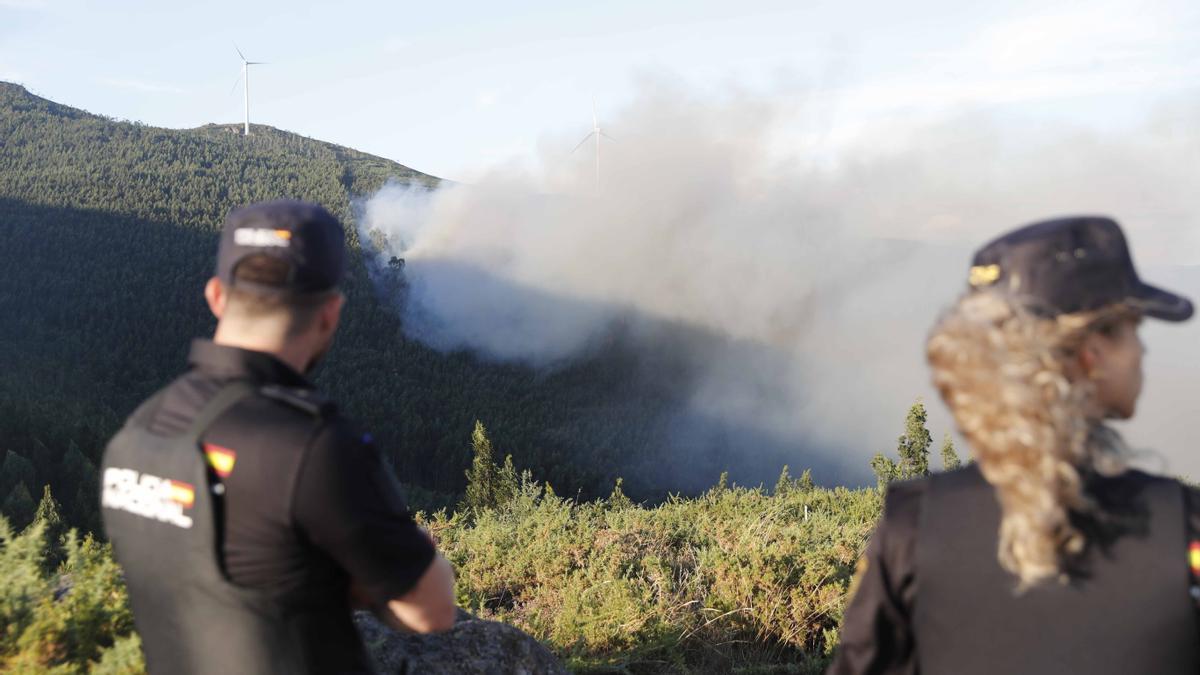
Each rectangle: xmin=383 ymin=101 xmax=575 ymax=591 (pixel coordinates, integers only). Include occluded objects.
xmin=356 ymin=609 xmax=569 ymax=675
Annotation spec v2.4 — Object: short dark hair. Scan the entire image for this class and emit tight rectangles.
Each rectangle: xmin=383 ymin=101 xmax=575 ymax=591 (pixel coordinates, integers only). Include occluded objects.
xmin=224 ymin=255 xmax=336 ymax=336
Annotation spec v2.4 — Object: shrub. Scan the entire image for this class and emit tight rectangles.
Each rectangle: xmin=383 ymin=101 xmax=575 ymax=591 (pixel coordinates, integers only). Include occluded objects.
xmin=0 ymin=490 xmax=141 ymax=674
xmin=427 ymin=472 xmax=881 ymax=673
xmin=8 ymin=471 xmax=883 ymax=674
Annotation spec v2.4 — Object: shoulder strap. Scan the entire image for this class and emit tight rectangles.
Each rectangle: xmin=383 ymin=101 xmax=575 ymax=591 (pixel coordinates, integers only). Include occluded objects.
xmin=258 ymin=384 xmax=335 ymax=418
xmin=122 ymin=386 xmax=172 ymax=431
xmin=185 ymin=381 xmax=258 ymax=441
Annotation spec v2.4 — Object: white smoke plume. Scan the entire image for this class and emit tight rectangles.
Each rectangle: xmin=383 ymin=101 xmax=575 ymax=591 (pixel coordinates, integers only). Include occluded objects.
xmin=359 ymin=77 xmax=1200 ymax=488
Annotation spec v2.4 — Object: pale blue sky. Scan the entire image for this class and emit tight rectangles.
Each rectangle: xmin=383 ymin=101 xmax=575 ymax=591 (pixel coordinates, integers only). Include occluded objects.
xmin=2 ymin=0 xmax=1199 ymax=180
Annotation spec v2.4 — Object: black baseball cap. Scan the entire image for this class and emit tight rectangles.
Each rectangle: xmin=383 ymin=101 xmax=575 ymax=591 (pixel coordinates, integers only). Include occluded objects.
xmin=967 ymin=215 xmax=1192 ymax=321
xmin=216 ymin=200 xmax=345 ymax=296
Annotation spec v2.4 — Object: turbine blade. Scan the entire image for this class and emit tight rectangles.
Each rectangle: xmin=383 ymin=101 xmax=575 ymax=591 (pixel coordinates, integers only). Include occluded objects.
xmin=571 ymin=133 xmax=595 ymax=153
xmin=246 ymin=61 xmax=268 ymax=65
xmin=229 ymin=73 xmax=243 ymax=96
xmin=234 ymin=43 xmax=246 ymax=62
xmin=600 ymin=131 xmax=616 ymax=142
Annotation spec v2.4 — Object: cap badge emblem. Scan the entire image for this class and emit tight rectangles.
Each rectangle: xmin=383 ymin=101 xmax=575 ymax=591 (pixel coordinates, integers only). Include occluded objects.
xmin=968 ymin=264 xmax=1001 ymax=287
xmin=234 ymin=228 xmax=292 ymax=247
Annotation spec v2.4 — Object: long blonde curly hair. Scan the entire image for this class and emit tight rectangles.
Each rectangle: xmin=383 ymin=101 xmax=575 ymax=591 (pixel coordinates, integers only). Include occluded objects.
xmin=926 ymin=290 xmax=1139 ymax=588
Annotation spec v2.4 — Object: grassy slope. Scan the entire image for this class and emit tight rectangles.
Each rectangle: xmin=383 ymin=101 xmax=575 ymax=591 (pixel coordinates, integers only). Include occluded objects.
xmin=1 ymin=477 xmax=878 ymax=674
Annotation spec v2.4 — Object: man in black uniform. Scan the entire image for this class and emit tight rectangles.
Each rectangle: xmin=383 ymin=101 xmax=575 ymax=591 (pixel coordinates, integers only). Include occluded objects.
xmin=101 ymin=200 xmax=456 ymax=674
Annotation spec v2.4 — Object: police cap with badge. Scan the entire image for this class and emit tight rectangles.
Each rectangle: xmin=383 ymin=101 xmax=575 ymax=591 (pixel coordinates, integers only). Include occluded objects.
xmin=966 ymin=215 xmax=1193 ymax=322
xmin=217 ymin=199 xmax=346 ymax=297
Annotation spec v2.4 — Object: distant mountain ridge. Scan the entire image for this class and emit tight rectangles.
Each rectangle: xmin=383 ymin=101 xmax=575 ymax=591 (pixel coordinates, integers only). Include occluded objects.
xmin=0 ymin=81 xmax=438 ymax=226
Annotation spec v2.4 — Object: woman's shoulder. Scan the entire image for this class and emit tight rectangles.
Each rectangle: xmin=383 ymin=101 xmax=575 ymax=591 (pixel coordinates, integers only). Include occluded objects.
xmin=1108 ymin=468 xmax=1188 ymax=485
xmin=881 ymin=476 xmax=927 ymax=529
xmin=883 ymin=465 xmax=986 ymax=516
xmin=1088 ymin=468 xmax=1195 ymax=500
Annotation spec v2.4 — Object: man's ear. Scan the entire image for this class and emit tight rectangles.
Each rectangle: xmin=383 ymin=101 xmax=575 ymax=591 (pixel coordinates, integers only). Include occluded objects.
xmin=204 ymin=277 xmax=226 ymax=319
xmin=320 ymin=293 xmax=345 ymax=334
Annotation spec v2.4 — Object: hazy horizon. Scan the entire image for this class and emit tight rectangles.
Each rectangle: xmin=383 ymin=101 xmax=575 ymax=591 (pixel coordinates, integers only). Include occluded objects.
xmin=3 ymin=0 xmax=1198 ymax=181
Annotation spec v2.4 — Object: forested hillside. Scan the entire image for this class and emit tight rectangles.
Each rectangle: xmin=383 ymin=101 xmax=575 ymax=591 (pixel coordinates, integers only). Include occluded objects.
xmin=0 ymin=82 xmax=714 ymax=530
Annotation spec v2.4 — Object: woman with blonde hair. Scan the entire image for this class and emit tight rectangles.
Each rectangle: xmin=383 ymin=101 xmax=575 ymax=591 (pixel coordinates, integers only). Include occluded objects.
xmin=830 ymin=216 xmax=1198 ymax=674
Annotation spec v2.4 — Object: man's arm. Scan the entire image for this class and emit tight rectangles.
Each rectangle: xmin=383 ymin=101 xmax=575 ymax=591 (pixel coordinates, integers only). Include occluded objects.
xmin=295 ymin=422 xmax=455 ymax=633
xmin=348 ymin=547 xmax=457 ymax=634
xmin=374 ymin=553 xmax=457 ymax=633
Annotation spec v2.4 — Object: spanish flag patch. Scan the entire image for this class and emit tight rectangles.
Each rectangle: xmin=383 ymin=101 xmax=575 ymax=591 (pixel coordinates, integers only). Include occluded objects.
xmin=204 ymin=444 xmax=237 ymax=478
xmin=168 ymin=480 xmax=195 ymax=508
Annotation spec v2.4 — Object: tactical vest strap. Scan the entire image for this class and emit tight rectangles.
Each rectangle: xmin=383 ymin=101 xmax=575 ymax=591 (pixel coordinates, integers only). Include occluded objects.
xmin=185 ymin=381 xmax=257 ymax=439
xmin=259 ymin=384 xmax=335 ymax=417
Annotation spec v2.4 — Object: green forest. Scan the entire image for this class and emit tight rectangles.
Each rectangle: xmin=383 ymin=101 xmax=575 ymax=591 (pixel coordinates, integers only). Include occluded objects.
xmin=0 ymin=82 xmax=963 ymax=672
xmin=0 ymin=80 xmax=737 ymax=533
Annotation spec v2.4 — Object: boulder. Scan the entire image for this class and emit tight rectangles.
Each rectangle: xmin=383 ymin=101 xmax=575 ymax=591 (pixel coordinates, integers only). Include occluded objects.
xmin=356 ymin=609 xmax=568 ymax=675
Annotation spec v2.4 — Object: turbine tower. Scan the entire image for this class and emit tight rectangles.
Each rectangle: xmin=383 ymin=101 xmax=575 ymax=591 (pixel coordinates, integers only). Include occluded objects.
xmin=232 ymin=45 xmax=266 ymax=136
xmin=572 ymin=99 xmax=614 ymax=192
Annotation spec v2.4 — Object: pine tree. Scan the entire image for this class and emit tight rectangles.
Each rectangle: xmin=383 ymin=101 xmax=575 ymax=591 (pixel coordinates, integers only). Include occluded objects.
xmin=774 ymin=465 xmax=792 ymax=496
xmin=0 ymin=451 xmax=36 ymax=499
xmin=896 ymin=401 xmax=932 ymax=479
xmin=496 ymin=453 xmax=519 ymax=509
xmin=775 ymin=466 xmax=816 ymax=496
xmin=870 ymin=401 xmax=935 ymax=488
xmin=464 ymin=420 xmax=499 ymax=512
xmin=607 ymin=477 xmax=633 ymax=510
xmin=870 ymin=453 xmax=898 ymax=490
xmin=463 ymin=421 xmax=518 ymax=512
xmin=32 ymin=485 xmax=67 ymax=572
xmin=2 ymin=483 xmax=35 ymax=529
xmin=72 ymin=481 xmax=101 ymax=535
xmin=940 ymin=433 xmax=962 ymax=471
xmin=33 ymin=486 xmax=62 ymax=531
xmin=58 ymin=442 xmax=95 ymax=501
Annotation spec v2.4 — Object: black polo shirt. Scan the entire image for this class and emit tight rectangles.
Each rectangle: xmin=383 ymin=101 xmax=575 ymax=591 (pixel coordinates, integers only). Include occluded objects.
xmin=129 ymin=339 xmax=435 ymax=603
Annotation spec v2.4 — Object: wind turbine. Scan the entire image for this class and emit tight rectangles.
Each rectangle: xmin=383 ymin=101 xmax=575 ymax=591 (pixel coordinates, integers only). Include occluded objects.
xmin=572 ymin=99 xmax=614 ymax=192
xmin=230 ymin=45 xmax=266 ymax=135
